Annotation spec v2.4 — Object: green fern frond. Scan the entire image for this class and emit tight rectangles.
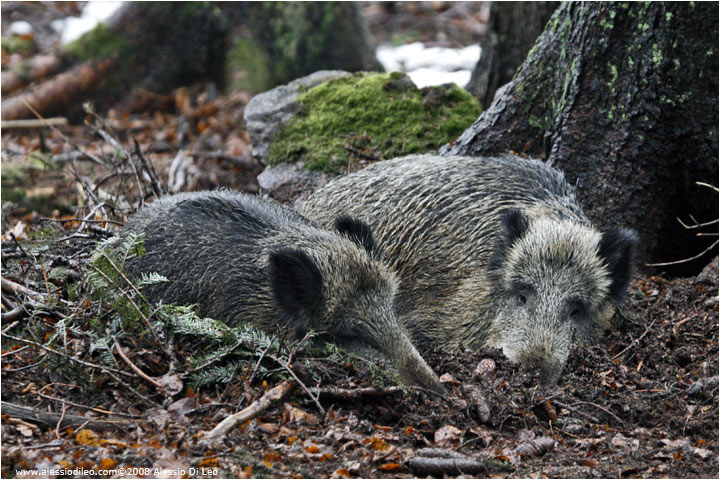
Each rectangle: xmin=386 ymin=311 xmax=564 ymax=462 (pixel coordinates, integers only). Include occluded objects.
xmin=159 ymin=305 xmax=230 ymax=339
xmin=190 ymin=361 xmax=243 ymax=387
xmin=136 ymin=272 xmax=168 ymax=287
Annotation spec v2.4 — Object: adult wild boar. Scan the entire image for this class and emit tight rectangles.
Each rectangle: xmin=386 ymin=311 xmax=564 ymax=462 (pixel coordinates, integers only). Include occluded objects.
xmin=301 ymin=155 xmax=637 ymax=383
xmin=121 ymin=190 xmax=441 ymax=391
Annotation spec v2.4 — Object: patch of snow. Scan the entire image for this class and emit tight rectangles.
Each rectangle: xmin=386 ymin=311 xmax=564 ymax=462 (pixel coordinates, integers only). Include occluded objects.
xmin=9 ymin=21 xmax=34 ymax=36
xmin=406 ymin=69 xmax=472 ymax=89
xmin=376 ymin=42 xmax=480 ymax=89
xmin=55 ymin=1 xmax=124 ymax=44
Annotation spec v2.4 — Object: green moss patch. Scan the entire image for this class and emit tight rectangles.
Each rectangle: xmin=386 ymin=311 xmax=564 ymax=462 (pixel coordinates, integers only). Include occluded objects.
xmin=63 ymin=24 xmax=130 ymax=61
xmin=1 ymin=36 xmax=35 ymax=54
xmin=267 ymin=72 xmax=482 ymax=173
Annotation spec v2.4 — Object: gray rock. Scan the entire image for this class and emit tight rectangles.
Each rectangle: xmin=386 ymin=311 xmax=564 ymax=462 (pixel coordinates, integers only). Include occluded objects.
xmin=257 ymin=162 xmax=327 ymax=208
xmin=695 ymin=256 xmax=718 ymax=286
xmin=244 ymin=70 xmax=351 ymax=164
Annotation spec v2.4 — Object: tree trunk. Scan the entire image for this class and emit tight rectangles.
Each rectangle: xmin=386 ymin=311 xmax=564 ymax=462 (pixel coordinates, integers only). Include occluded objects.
xmin=1 ymin=2 xmax=378 ymax=120
xmin=467 ymin=1 xmax=558 ymax=108
xmin=444 ymin=2 xmax=718 ymax=276
xmin=239 ymin=2 xmax=379 ymax=87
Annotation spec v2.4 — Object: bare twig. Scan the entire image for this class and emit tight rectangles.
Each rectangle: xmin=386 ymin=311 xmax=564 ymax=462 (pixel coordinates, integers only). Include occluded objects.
xmin=554 ymin=401 xmax=601 ymax=424
xmin=113 ymin=339 xmax=161 ymax=389
xmin=40 ymin=216 xmax=124 ymax=227
xmin=645 ymin=239 xmax=719 ymax=267
xmin=104 ymin=369 xmax=160 ymax=407
xmin=677 ymin=217 xmax=718 ymax=230
xmin=611 ymin=317 xmax=657 ymax=361
xmin=271 ymin=355 xmax=324 ymax=415
xmin=206 ymin=379 xmax=295 ymax=438
xmin=1 ymin=321 xmax=20 ymax=334
xmin=94 ymin=128 xmax=146 ymax=208
xmin=343 ymin=145 xmax=381 ymax=162
xmin=1 ymin=345 xmax=30 ymax=357
xmin=246 ymin=341 xmax=274 ymax=385
xmin=20 ymin=99 xmax=105 ymax=165
xmin=55 ymin=403 xmax=67 ymax=439
xmin=557 ymin=400 xmax=625 ymax=426
xmin=1 ymin=118 xmax=68 ymax=129
xmin=318 ymin=385 xmax=403 ymax=401
xmin=1 ymin=331 xmax=133 ymax=378
xmin=696 ymin=181 xmax=719 ymax=192
xmin=133 ymin=138 xmax=164 ymax=198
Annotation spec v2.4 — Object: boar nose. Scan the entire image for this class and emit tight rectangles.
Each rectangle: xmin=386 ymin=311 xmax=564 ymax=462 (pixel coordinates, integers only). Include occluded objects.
xmin=519 ymin=346 xmax=561 ymax=385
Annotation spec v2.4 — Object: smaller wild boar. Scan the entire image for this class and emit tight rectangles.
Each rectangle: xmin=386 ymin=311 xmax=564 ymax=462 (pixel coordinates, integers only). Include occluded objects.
xmin=120 ymin=190 xmax=441 ymax=391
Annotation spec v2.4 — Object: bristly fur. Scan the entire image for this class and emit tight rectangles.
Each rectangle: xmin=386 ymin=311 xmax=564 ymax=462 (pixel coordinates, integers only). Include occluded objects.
xmin=301 ymin=154 xmax=638 ymax=384
xmin=120 ymin=190 xmax=441 ymax=391
xmin=334 ymin=215 xmax=381 ymax=259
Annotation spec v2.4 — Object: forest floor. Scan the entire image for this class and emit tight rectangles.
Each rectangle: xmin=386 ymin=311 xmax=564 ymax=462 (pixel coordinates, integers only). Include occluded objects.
xmin=1 ymin=82 xmax=718 ymax=479
xmin=2 ymin=2 xmax=718 ymax=479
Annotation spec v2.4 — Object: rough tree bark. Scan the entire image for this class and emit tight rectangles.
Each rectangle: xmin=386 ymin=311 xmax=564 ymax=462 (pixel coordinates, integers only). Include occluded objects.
xmin=444 ymin=2 xmax=718 ymax=275
xmin=467 ymin=1 xmax=559 ymax=108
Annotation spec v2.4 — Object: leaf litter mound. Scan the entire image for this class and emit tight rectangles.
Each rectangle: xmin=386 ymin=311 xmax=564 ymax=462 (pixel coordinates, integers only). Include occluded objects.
xmin=1 ymin=96 xmax=718 ymax=479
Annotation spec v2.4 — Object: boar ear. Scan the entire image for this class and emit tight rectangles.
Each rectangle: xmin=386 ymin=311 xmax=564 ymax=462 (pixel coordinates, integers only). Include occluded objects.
xmin=334 ymin=215 xmax=380 ymax=258
xmin=488 ymin=209 xmax=529 ymax=276
xmin=500 ymin=208 xmax=529 ymax=245
xmin=598 ymin=229 xmax=638 ymax=302
xmin=269 ymin=248 xmax=323 ymax=318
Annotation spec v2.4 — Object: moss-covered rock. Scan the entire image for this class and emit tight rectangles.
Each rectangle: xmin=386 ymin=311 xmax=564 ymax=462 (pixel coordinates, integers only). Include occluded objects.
xmin=266 ymin=72 xmax=482 ymax=173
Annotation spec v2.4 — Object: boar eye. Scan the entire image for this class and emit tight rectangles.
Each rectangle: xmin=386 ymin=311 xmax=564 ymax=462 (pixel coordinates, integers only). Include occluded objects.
xmin=517 ymin=293 xmax=528 ymax=306
xmin=568 ymin=302 xmax=586 ymax=322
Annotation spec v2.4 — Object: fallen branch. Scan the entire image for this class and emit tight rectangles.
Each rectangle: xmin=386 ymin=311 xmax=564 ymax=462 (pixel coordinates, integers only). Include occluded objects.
xmin=113 ymin=339 xmax=161 ymax=389
xmin=271 ymin=355 xmax=324 ymax=415
xmin=1 ymin=401 xmax=131 ymax=431
xmin=206 ymin=379 xmax=295 ymax=438
xmin=1 ymin=118 xmax=68 ymax=129
xmin=1 ymin=304 xmax=31 ymax=323
xmin=414 ymin=448 xmax=467 ymax=459
xmin=1 ymin=58 xmax=116 ymax=121
xmin=1 ymin=54 xmax=62 ymax=95
xmin=1 ymin=277 xmax=43 ymax=300
xmin=407 ymin=455 xmax=488 ymax=477
xmin=318 ymin=385 xmax=403 ymax=401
